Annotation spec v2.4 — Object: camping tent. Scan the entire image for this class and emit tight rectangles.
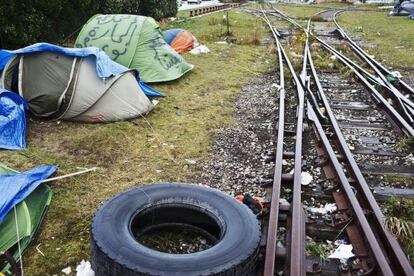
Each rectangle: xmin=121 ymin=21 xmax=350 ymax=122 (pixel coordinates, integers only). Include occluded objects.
xmin=390 ymin=0 xmax=414 ymax=15
xmin=0 ymin=51 xmax=154 ymax=122
xmin=0 ymin=165 xmax=56 ymax=274
xmin=75 ymin=14 xmax=194 ymax=83
xmin=163 ymin=29 xmax=198 ymax=53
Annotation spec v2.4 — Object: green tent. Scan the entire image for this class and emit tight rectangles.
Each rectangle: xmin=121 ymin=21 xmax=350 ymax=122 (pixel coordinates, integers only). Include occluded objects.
xmin=0 ymin=165 xmax=52 ymax=274
xmin=75 ymin=14 xmax=194 ymax=83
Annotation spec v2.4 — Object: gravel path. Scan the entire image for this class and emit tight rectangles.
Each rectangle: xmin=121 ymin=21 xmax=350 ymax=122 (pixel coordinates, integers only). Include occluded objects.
xmin=196 ymin=72 xmax=278 ymax=198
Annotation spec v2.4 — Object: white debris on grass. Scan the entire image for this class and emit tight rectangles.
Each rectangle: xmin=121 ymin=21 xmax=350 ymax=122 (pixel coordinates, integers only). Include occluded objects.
xmin=76 ymin=260 xmax=95 ymax=276
xmin=189 ymin=45 xmax=210 ymax=55
xmin=61 ymin=266 xmax=72 ymax=275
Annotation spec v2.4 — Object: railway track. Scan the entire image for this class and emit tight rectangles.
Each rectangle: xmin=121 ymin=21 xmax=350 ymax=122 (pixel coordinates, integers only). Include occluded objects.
xmin=253 ymin=6 xmax=414 ymax=276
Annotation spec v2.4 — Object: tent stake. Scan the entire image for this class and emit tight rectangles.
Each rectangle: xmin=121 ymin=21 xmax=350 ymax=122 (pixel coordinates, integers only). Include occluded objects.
xmin=41 ymin=167 xmax=97 ymax=183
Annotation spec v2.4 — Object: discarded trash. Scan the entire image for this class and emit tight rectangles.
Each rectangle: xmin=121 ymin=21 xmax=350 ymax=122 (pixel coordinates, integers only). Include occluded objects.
xmin=185 ymin=159 xmax=197 ymax=165
xmin=235 ymin=193 xmax=264 ymax=214
xmin=289 ymin=169 xmax=313 ymax=185
xmin=328 ymin=244 xmax=355 ymax=263
xmin=62 ymin=266 xmax=72 ymax=275
xmin=76 ymin=15 xmax=193 ymax=83
xmin=76 ymin=260 xmax=95 ymax=276
xmin=215 ymin=41 xmax=229 ymax=45
xmin=190 ymin=45 xmax=210 ymax=55
xmin=0 ymin=90 xmax=28 ymax=150
xmin=308 ymin=203 xmax=337 ymax=215
xmin=301 ymin=172 xmax=313 ymax=185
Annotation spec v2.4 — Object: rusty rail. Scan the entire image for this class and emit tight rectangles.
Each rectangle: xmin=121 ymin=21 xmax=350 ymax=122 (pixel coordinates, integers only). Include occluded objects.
xmin=258 ymin=6 xmax=414 ymax=275
xmin=332 ymin=11 xmax=414 ymax=125
xmin=261 ymin=11 xmax=306 ymax=276
xmin=269 ymin=7 xmax=414 ymax=137
xmin=188 ymin=3 xmax=240 ymax=17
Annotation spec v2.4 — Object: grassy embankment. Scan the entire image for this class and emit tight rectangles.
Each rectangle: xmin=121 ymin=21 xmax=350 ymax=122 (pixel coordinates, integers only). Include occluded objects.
xmin=0 ymin=9 xmax=272 ymax=275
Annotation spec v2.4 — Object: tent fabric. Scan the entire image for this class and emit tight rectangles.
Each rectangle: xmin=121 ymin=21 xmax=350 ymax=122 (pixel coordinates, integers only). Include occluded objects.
xmin=75 ymin=14 xmax=194 ymax=83
xmin=0 ymin=165 xmax=57 ymax=224
xmin=1 ymin=52 xmax=155 ymax=122
xmin=0 ymin=90 xmax=28 ymax=150
xmin=163 ymin=29 xmax=197 ymax=53
xmin=0 ymin=43 xmax=162 ymax=97
xmin=410 ymin=12 xmax=414 ymax=18
xmin=0 ymin=165 xmax=52 ymax=274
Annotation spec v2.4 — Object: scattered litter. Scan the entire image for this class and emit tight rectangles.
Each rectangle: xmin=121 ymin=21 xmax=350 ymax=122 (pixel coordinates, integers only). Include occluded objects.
xmin=61 ymin=266 xmax=72 ymax=275
xmin=279 ymin=198 xmax=290 ymax=206
xmin=308 ymin=203 xmax=337 ymax=215
xmin=390 ymin=71 xmax=403 ymax=79
xmin=215 ymin=41 xmax=228 ymax=44
xmin=328 ymin=244 xmax=355 ymax=263
xmin=301 ymin=172 xmax=313 ymax=185
xmin=271 ymin=83 xmax=281 ymax=90
xmin=330 ymin=55 xmax=337 ymax=61
xmin=289 ymin=170 xmax=313 ymax=185
xmin=189 ymin=45 xmax=210 ymax=55
xmin=185 ymin=159 xmax=197 ymax=165
xmin=36 ymin=243 xmax=45 ymax=257
xmin=76 ymin=260 xmax=95 ymax=276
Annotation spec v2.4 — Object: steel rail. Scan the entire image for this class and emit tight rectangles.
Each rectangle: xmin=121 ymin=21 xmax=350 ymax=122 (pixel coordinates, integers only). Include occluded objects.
xmin=305 ymin=30 xmax=414 ymax=275
xmin=332 ymin=10 xmax=414 ymax=97
xmin=261 ymin=10 xmax=306 ymax=276
xmin=268 ymin=8 xmax=414 ymax=137
xmin=262 ymin=7 xmax=413 ymax=274
xmin=332 ymin=10 xmax=414 ymax=124
xmin=260 ymin=10 xmax=286 ymax=276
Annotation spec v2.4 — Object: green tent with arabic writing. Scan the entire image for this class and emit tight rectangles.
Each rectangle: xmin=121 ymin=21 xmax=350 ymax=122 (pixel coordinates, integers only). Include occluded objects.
xmin=75 ymin=14 xmax=193 ymax=83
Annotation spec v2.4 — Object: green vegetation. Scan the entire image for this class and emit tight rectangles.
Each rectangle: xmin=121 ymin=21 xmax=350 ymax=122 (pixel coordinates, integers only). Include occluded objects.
xmin=0 ymin=0 xmax=178 ymax=48
xmin=306 ymin=239 xmax=329 ymax=261
xmin=384 ymin=197 xmax=414 ymax=263
xmin=338 ymin=11 xmax=414 ymax=68
xmin=0 ymin=10 xmax=271 ymax=274
xmin=396 ymin=137 xmax=414 ymax=151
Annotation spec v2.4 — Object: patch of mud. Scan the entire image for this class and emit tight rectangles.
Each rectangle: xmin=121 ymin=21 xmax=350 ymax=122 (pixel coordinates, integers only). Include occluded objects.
xmin=196 ymin=72 xmax=278 ymax=197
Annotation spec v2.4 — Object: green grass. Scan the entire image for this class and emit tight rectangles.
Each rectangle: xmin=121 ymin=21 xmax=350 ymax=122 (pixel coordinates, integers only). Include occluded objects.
xmin=384 ymin=197 xmax=414 ymax=263
xmin=338 ymin=11 xmax=414 ymax=68
xmin=0 ymin=10 xmax=272 ymax=275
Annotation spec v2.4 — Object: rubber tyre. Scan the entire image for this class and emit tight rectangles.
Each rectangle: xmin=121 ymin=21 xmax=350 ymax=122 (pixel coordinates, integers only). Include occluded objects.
xmin=90 ymin=183 xmax=261 ymax=276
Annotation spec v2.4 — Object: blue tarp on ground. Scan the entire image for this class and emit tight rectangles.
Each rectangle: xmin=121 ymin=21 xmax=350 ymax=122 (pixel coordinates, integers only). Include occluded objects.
xmin=0 ymin=165 xmax=57 ymax=223
xmin=0 ymin=43 xmax=162 ymax=97
xmin=0 ymin=90 xmax=28 ymax=150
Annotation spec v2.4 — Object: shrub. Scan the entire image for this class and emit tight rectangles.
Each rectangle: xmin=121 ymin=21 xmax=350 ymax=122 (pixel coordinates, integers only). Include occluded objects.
xmin=0 ymin=0 xmax=177 ymax=49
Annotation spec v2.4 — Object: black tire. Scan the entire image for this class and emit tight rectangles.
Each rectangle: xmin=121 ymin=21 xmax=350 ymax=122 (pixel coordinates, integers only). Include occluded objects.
xmin=90 ymin=183 xmax=261 ymax=276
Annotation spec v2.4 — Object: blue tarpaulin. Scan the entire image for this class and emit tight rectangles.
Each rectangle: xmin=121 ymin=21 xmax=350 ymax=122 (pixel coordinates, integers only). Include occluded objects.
xmin=410 ymin=12 xmax=414 ymax=19
xmin=0 ymin=90 xmax=28 ymax=150
xmin=0 ymin=43 xmax=162 ymax=97
xmin=0 ymin=165 xmax=57 ymax=223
